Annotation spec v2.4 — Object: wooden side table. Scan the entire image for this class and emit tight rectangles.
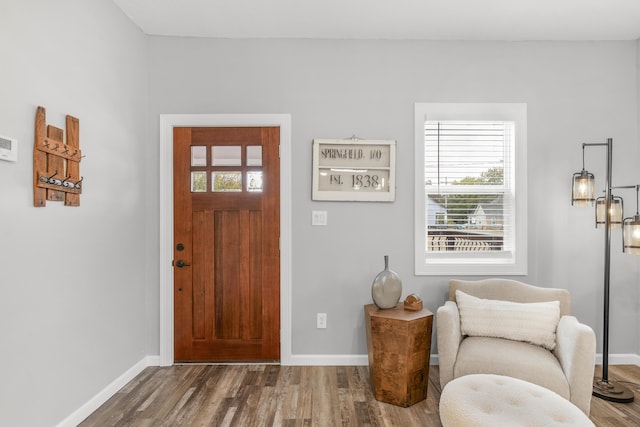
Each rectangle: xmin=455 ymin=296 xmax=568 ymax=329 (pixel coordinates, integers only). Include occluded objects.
xmin=364 ymin=303 xmax=433 ymax=407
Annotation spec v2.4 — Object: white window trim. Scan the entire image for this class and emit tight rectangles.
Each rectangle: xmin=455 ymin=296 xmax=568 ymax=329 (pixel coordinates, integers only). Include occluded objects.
xmin=414 ymin=103 xmax=528 ymax=275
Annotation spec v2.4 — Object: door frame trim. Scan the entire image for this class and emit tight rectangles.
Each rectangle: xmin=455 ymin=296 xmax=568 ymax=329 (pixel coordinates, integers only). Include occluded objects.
xmin=159 ymin=114 xmax=292 ymax=366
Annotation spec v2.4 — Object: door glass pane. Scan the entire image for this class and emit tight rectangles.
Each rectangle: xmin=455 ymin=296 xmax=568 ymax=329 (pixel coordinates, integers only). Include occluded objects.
xmin=191 ymin=171 xmax=207 ymax=192
xmin=212 ymin=146 xmax=242 ymax=166
xmin=247 ymin=146 xmax=263 ymax=166
xmin=212 ymin=171 xmax=242 ymax=192
xmin=191 ymin=146 xmax=207 ymax=166
xmin=247 ymin=171 xmax=263 ymax=192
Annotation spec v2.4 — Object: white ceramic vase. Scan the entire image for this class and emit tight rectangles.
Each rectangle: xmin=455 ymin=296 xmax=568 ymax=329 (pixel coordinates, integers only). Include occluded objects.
xmin=371 ymin=255 xmax=402 ymax=309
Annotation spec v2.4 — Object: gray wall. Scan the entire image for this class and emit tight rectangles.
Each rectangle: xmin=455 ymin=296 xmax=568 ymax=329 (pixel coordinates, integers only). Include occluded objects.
xmin=147 ymin=38 xmax=640 ymax=356
xmin=0 ymin=1 xmax=148 ymax=425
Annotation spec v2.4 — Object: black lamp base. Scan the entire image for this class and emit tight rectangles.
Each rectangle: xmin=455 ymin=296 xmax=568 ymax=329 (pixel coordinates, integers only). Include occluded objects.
xmin=593 ymin=379 xmax=635 ymax=403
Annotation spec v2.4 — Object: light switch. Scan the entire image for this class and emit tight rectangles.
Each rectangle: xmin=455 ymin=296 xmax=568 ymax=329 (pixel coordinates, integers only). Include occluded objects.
xmin=312 ymin=210 xmax=328 ymax=226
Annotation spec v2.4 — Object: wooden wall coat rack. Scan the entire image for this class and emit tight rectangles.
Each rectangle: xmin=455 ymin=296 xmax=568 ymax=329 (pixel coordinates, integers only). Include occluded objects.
xmin=33 ymin=106 xmax=82 ymax=207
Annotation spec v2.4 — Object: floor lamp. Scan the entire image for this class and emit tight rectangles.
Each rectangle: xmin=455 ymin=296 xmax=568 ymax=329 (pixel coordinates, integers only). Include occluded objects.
xmin=571 ymin=138 xmax=638 ymax=403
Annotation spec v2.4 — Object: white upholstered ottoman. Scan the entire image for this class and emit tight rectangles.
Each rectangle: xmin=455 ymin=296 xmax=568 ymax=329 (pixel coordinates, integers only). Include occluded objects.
xmin=439 ymin=374 xmax=594 ymax=427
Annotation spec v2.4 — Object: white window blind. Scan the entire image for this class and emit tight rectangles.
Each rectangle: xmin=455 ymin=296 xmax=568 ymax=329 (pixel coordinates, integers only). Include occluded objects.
xmin=425 ymin=120 xmax=514 ymax=253
xmin=414 ymin=103 xmax=527 ymax=276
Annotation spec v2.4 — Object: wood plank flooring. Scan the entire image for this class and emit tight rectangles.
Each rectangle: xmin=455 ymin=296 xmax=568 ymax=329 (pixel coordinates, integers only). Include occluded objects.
xmin=80 ymin=364 xmax=640 ymax=426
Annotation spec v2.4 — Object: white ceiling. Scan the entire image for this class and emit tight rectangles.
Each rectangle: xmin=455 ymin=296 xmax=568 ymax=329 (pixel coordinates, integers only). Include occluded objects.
xmin=112 ymin=0 xmax=640 ymax=41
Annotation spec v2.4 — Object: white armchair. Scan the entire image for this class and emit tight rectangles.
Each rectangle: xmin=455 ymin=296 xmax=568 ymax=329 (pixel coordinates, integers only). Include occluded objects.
xmin=437 ymin=278 xmax=596 ymax=415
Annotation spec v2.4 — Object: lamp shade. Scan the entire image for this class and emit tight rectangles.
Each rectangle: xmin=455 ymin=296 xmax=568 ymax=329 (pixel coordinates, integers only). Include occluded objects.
xmin=572 ymin=171 xmax=595 ymax=206
xmin=623 ymin=215 xmax=640 ymax=254
xmin=596 ymin=196 xmax=623 ymax=229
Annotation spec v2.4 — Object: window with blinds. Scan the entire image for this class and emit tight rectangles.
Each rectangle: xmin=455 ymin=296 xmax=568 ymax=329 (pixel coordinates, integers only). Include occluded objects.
xmin=424 ymin=120 xmax=514 ymax=253
xmin=414 ymin=103 xmax=527 ymax=275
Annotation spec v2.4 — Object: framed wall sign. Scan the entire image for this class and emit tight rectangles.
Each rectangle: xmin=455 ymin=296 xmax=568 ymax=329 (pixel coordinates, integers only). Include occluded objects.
xmin=312 ymin=139 xmax=396 ymax=201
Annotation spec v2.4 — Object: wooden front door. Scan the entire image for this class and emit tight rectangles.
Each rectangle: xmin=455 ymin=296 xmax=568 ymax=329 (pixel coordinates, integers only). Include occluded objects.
xmin=173 ymin=126 xmax=280 ymax=362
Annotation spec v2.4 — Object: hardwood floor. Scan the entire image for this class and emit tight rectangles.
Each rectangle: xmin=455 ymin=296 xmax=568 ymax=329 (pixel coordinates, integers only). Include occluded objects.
xmin=80 ymin=364 xmax=640 ymax=426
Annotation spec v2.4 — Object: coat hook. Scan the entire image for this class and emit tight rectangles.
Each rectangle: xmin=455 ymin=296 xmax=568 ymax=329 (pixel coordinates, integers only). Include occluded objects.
xmin=62 ymin=175 xmax=74 ymax=188
xmin=72 ymin=150 xmax=78 ymax=157
xmin=62 ymin=147 xmax=69 ymax=154
xmin=47 ymin=170 xmax=62 ymax=186
xmin=47 ymin=170 xmax=58 ymax=180
xmin=52 ymin=143 xmax=59 ymax=151
xmin=74 ymin=176 xmax=83 ymax=189
xmin=43 ymin=139 xmax=50 ymax=147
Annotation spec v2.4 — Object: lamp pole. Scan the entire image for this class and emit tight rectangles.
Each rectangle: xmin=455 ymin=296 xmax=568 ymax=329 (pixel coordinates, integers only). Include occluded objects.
xmin=602 ymin=138 xmax=612 ymax=388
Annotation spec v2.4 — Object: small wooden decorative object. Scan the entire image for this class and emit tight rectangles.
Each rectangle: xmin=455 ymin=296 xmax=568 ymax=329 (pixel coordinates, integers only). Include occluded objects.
xmin=364 ymin=303 xmax=433 ymax=407
xmin=33 ymin=106 xmax=82 ymax=207
xmin=404 ymin=294 xmax=423 ymax=311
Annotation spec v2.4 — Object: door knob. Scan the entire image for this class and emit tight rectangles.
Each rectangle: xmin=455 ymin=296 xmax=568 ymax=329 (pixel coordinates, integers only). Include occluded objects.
xmin=175 ymin=260 xmax=191 ymax=268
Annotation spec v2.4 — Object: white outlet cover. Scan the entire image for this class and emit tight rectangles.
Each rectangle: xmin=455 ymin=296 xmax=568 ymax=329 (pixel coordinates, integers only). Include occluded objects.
xmin=312 ymin=210 xmax=328 ymax=226
xmin=317 ymin=313 xmax=327 ymax=328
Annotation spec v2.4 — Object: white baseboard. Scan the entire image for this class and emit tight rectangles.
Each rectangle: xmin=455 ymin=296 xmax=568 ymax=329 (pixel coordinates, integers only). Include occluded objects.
xmin=287 ymin=354 xmax=370 ymax=366
xmin=595 ymin=353 xmax=640 ymax=366
xmin=56 ymin=355 xmax=160 ymax=427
